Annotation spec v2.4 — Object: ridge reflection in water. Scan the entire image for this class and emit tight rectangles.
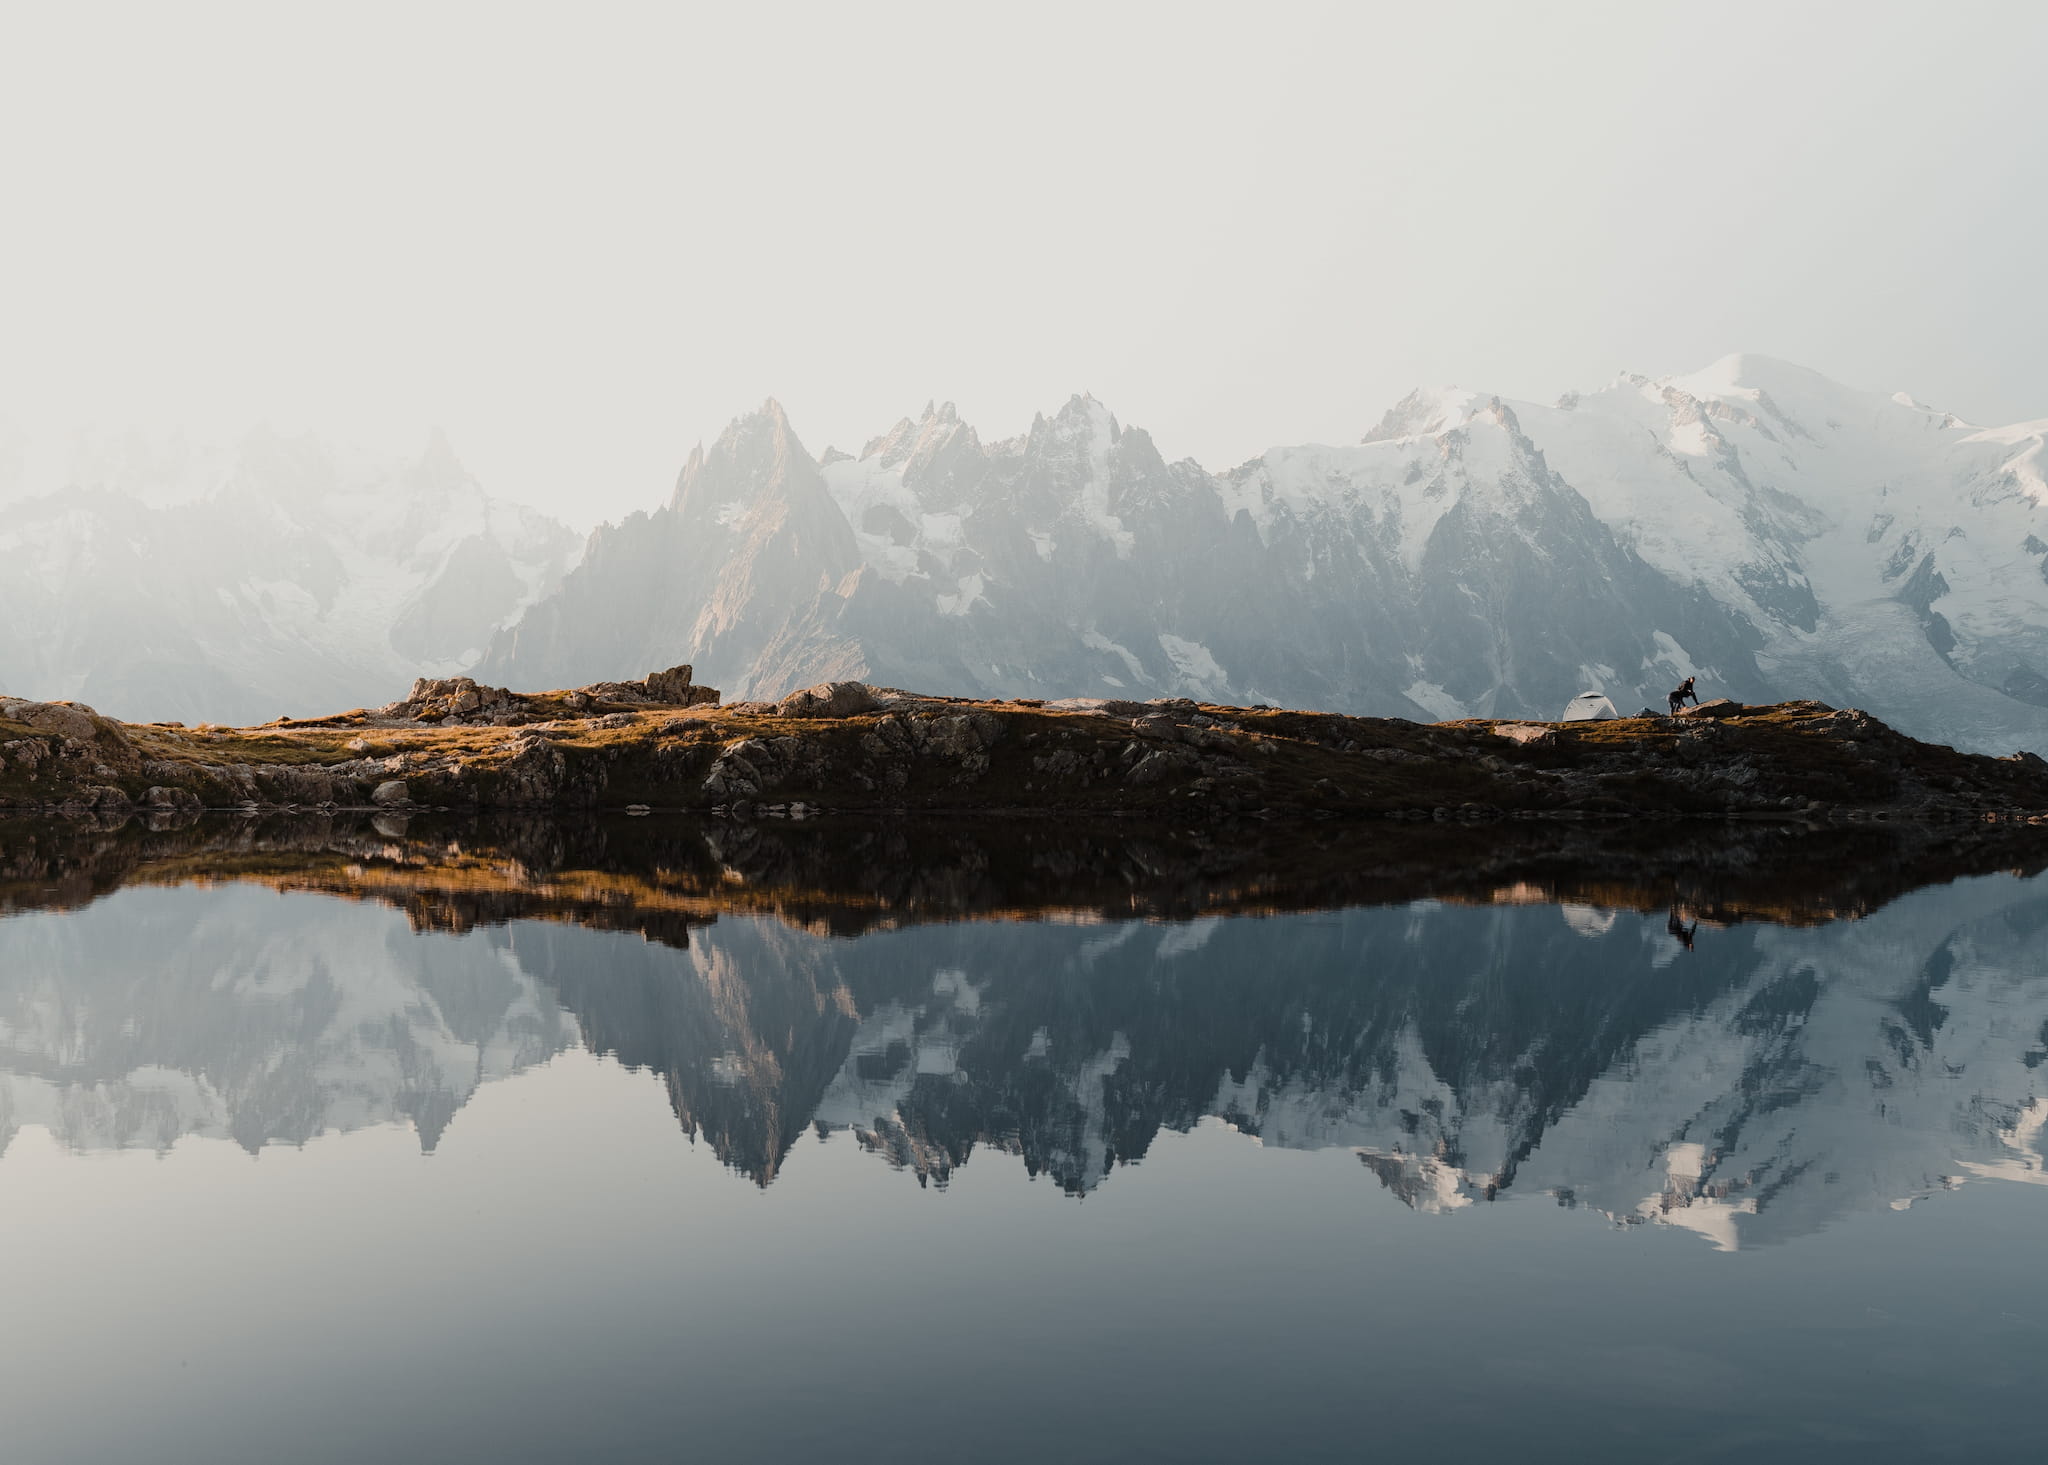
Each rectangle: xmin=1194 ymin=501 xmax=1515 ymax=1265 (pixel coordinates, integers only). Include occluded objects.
xmin=0 ymin=813 xmax=2045 ymax=1464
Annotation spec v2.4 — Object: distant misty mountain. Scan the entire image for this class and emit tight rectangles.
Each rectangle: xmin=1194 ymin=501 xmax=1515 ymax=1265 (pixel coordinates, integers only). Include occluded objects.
xmin=0 ymin=426 xmax=578 ymax=724
xmin=484 ymin=355 xmax=2048 ymax=754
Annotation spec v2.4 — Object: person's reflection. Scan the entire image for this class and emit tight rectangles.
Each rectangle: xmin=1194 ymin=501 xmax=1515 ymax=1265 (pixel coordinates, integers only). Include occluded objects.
xmin=1666 ymin=905 xmax=1699 ymax=952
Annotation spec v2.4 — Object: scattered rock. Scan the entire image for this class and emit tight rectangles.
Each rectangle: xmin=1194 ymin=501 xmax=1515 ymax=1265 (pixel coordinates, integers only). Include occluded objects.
xmin=370 ymin=779 xmax=411 ymax=807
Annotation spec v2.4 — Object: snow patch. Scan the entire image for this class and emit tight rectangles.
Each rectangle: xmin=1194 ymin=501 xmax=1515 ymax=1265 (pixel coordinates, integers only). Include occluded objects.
xmin=1082 ymin=630 xmax=1146 ymax=681
xmin=934 ymin=572 xmax=986 ymax=617
xmin=1158 ymin=634 xmax=1227 ymax=694
xmin=1403 ymin=680 xmax=1466 ymax=721
xmin=1646 ymin=631 xmax=1703 ymax=682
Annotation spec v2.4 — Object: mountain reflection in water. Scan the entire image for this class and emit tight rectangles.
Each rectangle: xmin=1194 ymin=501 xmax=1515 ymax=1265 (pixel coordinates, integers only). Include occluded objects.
xmin=1 ymin=813 xmax=2045 ymax=1251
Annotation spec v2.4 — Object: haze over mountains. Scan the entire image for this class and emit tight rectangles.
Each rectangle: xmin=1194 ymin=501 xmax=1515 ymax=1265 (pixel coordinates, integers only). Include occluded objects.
xmin=8 ymin=354 xmax=2047 ymax=753
xmin=0 ymin=425 xmax=578 ymax=726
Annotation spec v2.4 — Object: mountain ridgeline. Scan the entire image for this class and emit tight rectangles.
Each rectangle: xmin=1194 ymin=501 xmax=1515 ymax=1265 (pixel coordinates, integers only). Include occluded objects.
xmin=483 ymin=356 xmax=2048 ymax=756
xmin=8 ymin=356 xmax=2047 ymax=755
xmin=482 ymin=397 xmax=1771 ymax=733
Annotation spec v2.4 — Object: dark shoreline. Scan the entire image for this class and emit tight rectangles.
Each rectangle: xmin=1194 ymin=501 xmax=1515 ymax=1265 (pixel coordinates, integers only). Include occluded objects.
xmin=7 ymin=807 xmax=2047 ymax=938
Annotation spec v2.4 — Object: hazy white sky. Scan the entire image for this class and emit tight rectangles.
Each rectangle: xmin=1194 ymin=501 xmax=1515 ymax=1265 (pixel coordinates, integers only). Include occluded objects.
xmin=4 ymin=0 xmax=2046 ymax=528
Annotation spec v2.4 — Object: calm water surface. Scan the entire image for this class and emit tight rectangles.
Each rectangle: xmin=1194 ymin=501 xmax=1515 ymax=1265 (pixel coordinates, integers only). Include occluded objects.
xmin=0 ymin=817 xmax=2043 ymax=1464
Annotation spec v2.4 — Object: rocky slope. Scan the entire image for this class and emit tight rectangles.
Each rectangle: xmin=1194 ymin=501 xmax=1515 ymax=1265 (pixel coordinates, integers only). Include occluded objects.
xmin=0 ymin=425 xmax=580 ymax=723
xmin=481 ymin=357 xmax=2048 ymax=755
xmin=4 ymin=676 xmax=2047 ymax=823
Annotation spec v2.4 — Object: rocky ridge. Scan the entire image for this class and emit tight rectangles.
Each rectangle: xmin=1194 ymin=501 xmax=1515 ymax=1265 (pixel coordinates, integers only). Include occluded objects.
xmin=4 ymin=677 xmax=2047 ymax=825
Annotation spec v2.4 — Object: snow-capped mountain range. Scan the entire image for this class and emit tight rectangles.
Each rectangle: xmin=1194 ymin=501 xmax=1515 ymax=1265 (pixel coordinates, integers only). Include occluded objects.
xmin=0 ymin=424 xmax=578 ymax=725
xmin=9 ymin=356 xmax=2046 ymax=752
xmin=486 ymin=354 xmax=2048 ymax=754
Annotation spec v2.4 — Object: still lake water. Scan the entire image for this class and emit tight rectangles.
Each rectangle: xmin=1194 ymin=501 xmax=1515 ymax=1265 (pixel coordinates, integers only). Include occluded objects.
xmin=0 ymin=816 xmax=2043 ymax=1464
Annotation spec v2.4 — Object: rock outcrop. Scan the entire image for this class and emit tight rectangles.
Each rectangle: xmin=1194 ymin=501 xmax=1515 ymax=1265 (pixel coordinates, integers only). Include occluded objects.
xmin=2 ymin=696 xmax=149 ymax=814
xmin=373 ymin=666 xmax=720 ymax=725
xmin=378 ymin=677 xmax=526 ymax=724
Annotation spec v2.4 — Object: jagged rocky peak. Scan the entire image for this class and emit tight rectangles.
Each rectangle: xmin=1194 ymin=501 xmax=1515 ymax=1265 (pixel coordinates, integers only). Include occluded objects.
xmin=672 ymin=398 xmax=828 ymax=517
xmin=716 ymin=397 xmax=808 ymax=469
xmin=856 ymin=399 xmax=984 ymax=493
xmin=1361 ymin=386 xmax=1484 ymax=444
xmin=1016 ymin=393 xmax=1127 ymax=481
xmin=406 ymin=424 xmax=471 ymax=495
xmin=1049 ymin=391 xmax=1119 ymax=440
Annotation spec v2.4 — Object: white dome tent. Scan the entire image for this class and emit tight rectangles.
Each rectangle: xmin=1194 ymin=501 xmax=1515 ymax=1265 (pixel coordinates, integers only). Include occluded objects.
xmin=1560 ymin=692 xmax=1620 ymax=722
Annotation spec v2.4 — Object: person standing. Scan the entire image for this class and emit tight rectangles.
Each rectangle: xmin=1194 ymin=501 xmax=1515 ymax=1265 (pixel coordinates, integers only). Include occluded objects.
xmin=1667 ymin=676 xmax=1700 ymax=716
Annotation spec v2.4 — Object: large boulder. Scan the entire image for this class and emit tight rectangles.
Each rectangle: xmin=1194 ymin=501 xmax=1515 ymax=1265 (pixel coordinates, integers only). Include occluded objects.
xmin=642 ymin=665 xmax=697 ymax=702
xmin=0 ymin=697 xmax=102 ymax=742
xmin=776 ymin=681 xmax=878 ymax=719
